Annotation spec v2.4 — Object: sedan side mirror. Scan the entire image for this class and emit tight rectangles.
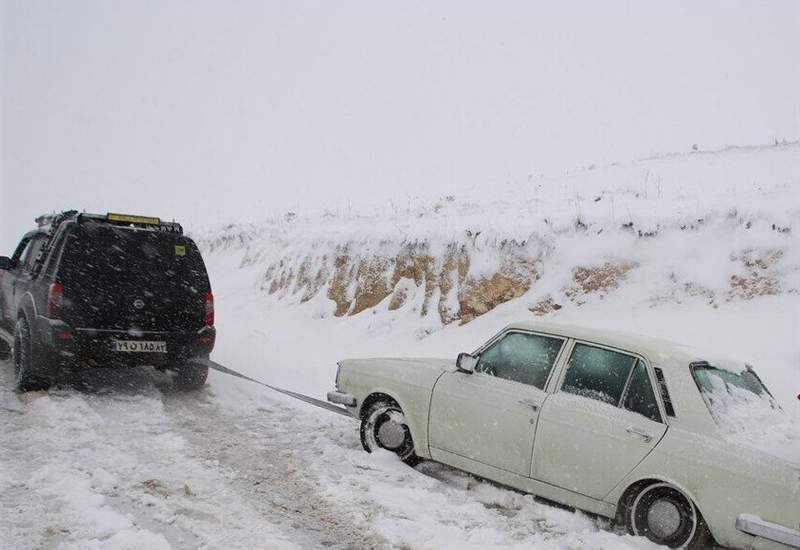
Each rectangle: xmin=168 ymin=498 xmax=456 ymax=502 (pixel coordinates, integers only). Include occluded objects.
xmin=0 ymin=256 xmax=11 ymax=270
xmin=456 ymin=352 xmax=478 ymax=374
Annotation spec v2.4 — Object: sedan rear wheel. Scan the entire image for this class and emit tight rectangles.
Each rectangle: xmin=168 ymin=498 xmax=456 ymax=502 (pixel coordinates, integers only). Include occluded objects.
xmin=628 ymin=483 xmax=711 ymax=549
xmin=359 ymin=400 xmax=419 ymax=466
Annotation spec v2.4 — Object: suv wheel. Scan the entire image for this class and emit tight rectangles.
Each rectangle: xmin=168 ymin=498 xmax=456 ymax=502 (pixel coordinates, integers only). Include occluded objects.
xmin=14 ymin=318 xmax=50 ymax=392
xmin=173 ymin=361 xmax=209 ymax=389
xmin=0 ymin=336 xmax=11 ymax=361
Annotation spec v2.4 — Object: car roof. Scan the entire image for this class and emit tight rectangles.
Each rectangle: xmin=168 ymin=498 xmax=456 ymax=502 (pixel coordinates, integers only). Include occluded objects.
xmin=504 ymin=320 xmax=724 ymax=369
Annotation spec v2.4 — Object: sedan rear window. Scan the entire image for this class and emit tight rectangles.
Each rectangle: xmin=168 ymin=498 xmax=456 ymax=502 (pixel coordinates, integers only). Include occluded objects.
xmin=691 ymin=362 xmax=781 ymax=434
xmin=690 ymin=362 xmax=798 ymax=463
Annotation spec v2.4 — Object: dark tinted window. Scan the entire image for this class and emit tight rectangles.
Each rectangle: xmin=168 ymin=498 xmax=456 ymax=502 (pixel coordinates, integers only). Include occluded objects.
xmin=57 ymin=223 xmax=210 ymax=331
xmin=623 ymin=361 xmax=662 ymax=422
xmin=60 ymin=224 xmax=208 ymax=290
xmin=562 ymin=343 xmax=636 ymax=405
xmin=21 ymin=237 xmax=46 ymax=272
xmin=43 ymin=230 xmax=67 ymax=278
xmin=476 ymin=332 xmax=564 ymax=389
xmin=11 ymin=237 xmax=31 ymax=264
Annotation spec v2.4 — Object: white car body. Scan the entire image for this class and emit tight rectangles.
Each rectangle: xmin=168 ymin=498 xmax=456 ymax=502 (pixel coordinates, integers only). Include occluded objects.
xmin=329 ymin=321 xmax=800 ymax=549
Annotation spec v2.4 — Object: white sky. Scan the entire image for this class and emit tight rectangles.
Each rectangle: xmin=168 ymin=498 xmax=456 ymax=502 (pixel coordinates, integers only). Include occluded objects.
xmin=1 ymin=0 xmax=799 ymax=252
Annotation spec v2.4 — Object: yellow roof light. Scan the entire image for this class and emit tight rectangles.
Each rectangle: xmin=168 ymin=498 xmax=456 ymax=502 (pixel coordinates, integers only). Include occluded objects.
xmin=106 ymin=212 xmax=161 ymax=225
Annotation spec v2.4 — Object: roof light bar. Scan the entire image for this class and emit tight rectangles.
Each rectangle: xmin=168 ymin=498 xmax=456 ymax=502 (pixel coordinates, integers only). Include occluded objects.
xmin=106 ymin=212 xmax=161 ymax=225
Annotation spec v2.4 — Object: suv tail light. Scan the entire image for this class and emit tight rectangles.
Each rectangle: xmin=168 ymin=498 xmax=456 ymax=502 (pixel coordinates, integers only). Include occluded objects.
xmin=204 ymin=292 xmax=214 ymax=326
xmin=47 ymin=283 xmax=64 ymax=318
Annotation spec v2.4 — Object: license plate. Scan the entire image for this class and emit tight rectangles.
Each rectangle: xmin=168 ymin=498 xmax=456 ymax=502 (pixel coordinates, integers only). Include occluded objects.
xmin=111 ymin=340 xmax=167 ymax=353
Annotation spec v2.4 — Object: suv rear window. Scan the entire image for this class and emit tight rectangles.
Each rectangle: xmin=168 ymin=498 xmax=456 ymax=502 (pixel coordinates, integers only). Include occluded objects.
xmin=60 ymin=223 xmax=207 ymax=287
xmin=57 ymin=222 xmax=210 ymax=331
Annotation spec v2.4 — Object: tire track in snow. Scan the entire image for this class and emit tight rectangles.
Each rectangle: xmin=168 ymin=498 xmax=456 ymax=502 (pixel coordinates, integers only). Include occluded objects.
xmin=0 ymin=363 xmax=388 ymax=550
xmin=160 ymin=379 xmax=391 ymax=550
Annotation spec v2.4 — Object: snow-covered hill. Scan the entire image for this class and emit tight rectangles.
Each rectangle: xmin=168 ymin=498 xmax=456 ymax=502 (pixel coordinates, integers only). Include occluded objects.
xmin=199 ymin=142 xmax=800 ymax=406
xmin=199 ymin=143 xmax=799 ymax=325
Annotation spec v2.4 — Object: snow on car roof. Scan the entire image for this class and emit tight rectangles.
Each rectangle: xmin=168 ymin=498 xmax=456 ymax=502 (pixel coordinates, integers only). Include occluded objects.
xmin=505 ymin=320 xmax=715 ymax=368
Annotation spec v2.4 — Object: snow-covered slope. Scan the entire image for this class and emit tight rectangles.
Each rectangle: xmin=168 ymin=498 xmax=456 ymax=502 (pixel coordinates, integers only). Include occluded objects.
xmin=199 ymin=143 xmax=800 ymax=406
xmin=198 ymin=143 xmax=799 ymax=325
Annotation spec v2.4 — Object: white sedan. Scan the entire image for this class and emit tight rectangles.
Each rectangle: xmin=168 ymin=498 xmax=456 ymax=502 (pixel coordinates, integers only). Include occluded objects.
xmin=328 ymin=322 xmax=799 ymax=549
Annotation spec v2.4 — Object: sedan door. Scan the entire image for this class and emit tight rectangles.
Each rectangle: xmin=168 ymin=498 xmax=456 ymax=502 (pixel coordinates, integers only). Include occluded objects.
xmin=428 ymin=331 xmax=566 ymax=477
xmin=532 ymin=342 xmax=667 ymax=499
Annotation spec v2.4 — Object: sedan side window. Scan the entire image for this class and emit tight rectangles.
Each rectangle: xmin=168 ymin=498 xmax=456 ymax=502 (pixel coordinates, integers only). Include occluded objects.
xmin=622 ymin=360 xmax=662 ymax=422
xmin=562 ymin=343 xmax=636 ymax=405
xmin=475 ymin=332 xmax=564 ymax=389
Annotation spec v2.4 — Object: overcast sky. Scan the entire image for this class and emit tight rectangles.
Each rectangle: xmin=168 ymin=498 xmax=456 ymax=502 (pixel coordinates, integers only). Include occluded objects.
xmin=2 ymin=1 xmax=799 ymax=252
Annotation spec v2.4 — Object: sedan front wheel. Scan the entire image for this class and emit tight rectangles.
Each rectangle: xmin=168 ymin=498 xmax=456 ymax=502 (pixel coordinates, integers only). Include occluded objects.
xmin=359 ymin=399 xmax=419 ymax=466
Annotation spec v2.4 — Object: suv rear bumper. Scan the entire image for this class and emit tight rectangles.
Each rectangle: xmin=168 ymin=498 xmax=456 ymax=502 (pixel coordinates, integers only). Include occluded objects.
xmin=34 ymin=316 xmax=215 ymax=370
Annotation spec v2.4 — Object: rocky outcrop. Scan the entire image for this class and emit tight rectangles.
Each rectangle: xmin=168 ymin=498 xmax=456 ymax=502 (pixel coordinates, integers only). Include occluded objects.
xmin=260 ymin=238 xmax=540 ymax=324
xmin=197 ymin=209 xmax=798 ymax=326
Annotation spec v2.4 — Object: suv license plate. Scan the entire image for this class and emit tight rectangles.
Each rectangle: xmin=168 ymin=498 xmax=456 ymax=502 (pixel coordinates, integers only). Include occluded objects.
xmin=111 ymin=340 xmax=167 ymax=353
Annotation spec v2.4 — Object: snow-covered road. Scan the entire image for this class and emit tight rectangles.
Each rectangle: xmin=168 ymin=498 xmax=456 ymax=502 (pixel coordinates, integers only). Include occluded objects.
xmin=1 ymin=359 xmax=664 ymax=550
xmin=0 ymin=362 xmax=387 ymax=550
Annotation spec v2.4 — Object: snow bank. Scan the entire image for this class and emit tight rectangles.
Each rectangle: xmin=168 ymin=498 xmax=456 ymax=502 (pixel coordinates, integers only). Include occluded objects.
xmin=196 ymin=143 xmax=800 ymax=328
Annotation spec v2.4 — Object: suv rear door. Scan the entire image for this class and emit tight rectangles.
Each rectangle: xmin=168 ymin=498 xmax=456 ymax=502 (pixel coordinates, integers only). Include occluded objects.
xmin=57 ymin=222 xmax=210 ymax=332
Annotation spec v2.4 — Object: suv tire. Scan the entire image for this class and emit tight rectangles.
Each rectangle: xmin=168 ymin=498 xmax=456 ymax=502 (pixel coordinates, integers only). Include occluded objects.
xmin=174 ymin=361 xmax=208 ymax=389
xmin=0 ymin=337 xmax=11 ymax=361
xmin=14 ymin=318 xmax=51 ymax=392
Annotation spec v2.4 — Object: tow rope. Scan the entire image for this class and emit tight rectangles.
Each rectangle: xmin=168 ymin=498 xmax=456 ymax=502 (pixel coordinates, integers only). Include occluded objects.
xmin=201 ymin=359 xmax=352 ymax=417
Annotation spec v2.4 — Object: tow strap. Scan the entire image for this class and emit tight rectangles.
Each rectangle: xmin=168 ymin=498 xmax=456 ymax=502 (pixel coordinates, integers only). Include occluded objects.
xmin=201 ymin=359 xmax=352 ymax=417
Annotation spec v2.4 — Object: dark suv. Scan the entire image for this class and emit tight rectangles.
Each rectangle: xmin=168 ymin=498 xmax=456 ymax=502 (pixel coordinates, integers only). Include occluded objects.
xmin=0 ymin=211 xmax=216 ymax=391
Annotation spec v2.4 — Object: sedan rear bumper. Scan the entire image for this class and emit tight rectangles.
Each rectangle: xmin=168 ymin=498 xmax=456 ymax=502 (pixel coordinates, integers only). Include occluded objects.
xmin=736 ymin=514 xmax=800 ymax=548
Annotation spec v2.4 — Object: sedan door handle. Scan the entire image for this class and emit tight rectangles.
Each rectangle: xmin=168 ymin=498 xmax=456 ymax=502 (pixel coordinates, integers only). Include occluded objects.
xmin=518 ymin=398 xmax=540 ymax=412
xmin=625 ymin=426 xmax=653 ymax=443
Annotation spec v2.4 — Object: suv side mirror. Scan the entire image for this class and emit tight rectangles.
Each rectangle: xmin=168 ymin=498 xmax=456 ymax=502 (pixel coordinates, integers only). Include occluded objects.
xmin=0 ymin=256 xmax=11 ymax=270
xmin=456 ymin=352 xmax=478 ymax=374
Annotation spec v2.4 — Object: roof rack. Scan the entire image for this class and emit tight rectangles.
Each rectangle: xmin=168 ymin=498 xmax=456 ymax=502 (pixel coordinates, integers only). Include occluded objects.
xmin=28 ymin=210 xmax=183 ymax=277
xmin=77 ymin=212 xmax=183 ymax=234
xmin=35 ymin=210 xmax=79 ymax=230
